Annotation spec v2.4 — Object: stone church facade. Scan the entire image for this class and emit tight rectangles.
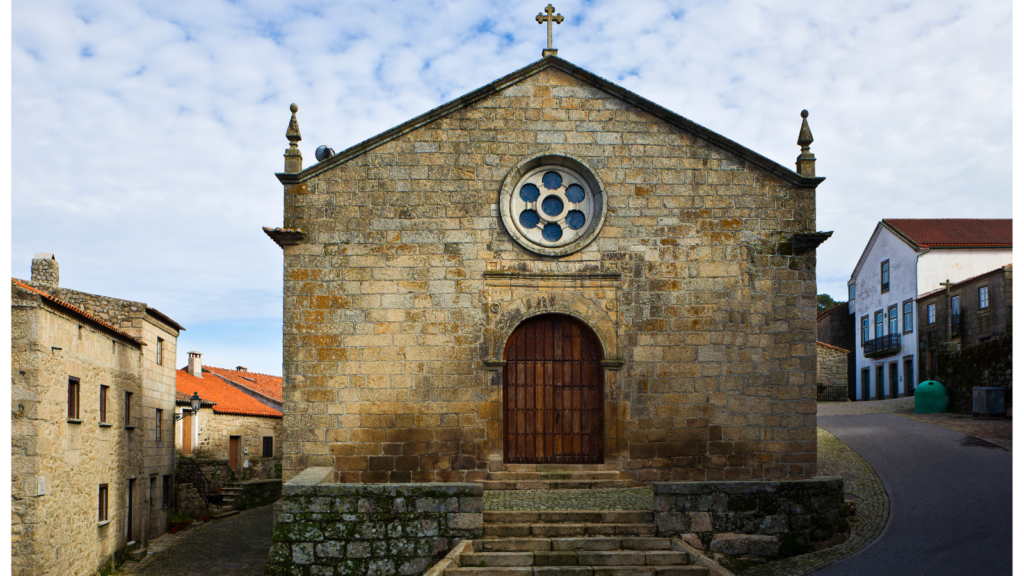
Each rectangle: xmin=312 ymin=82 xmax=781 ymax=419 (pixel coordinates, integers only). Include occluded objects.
xmin=266 ymin=56 xmax=826 ymax=485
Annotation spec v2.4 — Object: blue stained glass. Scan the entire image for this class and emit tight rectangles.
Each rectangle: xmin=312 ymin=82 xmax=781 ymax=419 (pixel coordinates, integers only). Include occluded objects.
xmin=566 ymin=210 xmax=586 ymax=230
xmin=542 ymin=223 xmax=563 ymax=241
xmin=519 ymin=184 xmax=540 ymax=202
xmin=565 ymin=184 xmax=585 ymax=203
xmin=541 ymin=195 xmax=564 ymax=217
xmin=519 ymin=210 xmax=540 ymax=229
xmin=542 ymin=171 xmax=562 ymax=190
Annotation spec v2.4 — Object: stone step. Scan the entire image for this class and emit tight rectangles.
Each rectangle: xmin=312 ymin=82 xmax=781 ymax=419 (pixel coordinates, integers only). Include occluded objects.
xmin=474 ymin=538 xmax=672 ymax=554
xmin=484 ymin=524 xmax=657 ymax=538
xmin=484 ymin=511 xmax=653 ymax=525
xmin=481 ymin=480 xmax=639 ymax=491
xmin=446 ymin=569 xmax=706 ymax=576
xmin=486 ymin=472 xmax=625 ymax=481
xmin=459 ymin=551 xmax=691 ymax=569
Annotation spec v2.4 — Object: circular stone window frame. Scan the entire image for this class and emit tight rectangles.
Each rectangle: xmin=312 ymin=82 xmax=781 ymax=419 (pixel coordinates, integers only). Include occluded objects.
xmin=499 ymin=154 xmax=607 ymax=257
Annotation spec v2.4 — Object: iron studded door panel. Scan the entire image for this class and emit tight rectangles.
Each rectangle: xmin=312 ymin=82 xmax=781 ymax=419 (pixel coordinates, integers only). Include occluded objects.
xmin=503 ymin=315 xmax=603 ymax=464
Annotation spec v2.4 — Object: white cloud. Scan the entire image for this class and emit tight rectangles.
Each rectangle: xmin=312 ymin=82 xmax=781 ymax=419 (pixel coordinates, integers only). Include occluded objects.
xmin=12 ymin=0 xmax=1011 ymax=373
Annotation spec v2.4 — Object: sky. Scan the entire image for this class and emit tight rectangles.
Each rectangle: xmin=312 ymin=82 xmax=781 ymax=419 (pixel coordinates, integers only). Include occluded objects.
xmin=10 ymin=0 xmax=1013 ymax=375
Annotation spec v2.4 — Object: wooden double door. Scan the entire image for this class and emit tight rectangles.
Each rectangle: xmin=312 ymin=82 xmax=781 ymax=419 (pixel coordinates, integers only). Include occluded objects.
xmin=503 ymin=315 xmax=604 ymax=464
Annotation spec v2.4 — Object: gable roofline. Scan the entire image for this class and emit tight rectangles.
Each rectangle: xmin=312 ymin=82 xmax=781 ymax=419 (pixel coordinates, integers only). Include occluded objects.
xmin=12 ymin=279 xmax=145 ymax=347
xmin=277 ymin=57 xmax=824 ymax=189
xmin=915 ymin=264 xmax=1012 ymax=301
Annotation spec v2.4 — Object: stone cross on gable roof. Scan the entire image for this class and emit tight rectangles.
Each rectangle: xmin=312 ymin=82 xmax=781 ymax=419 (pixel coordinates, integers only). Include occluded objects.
xmin=536 ymin=4 xmax=564 ymax=57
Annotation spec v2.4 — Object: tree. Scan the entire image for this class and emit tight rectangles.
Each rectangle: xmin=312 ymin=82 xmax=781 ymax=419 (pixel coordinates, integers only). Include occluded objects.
xmin=817 ymin=294 xmax=842 ymax=313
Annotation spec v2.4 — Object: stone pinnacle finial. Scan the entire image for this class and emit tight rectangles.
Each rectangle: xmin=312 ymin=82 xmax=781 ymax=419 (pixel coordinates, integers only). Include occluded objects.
xmin=537 ymin=4 xmax=564 ymax=58
xmin=796 ymin=109 xmax=816 ymax=177
xmin=284 ymin=103 xmax=303 ymax=173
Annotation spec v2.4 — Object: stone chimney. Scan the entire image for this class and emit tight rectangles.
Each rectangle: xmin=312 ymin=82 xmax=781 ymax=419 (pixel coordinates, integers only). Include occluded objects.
xmin=31 ymin=253 xmax=59 ymax=290
xmin=187 ymin=352 xmax=203 ymax=377
xmin=236 ymin=366 xmax=248 ymax=372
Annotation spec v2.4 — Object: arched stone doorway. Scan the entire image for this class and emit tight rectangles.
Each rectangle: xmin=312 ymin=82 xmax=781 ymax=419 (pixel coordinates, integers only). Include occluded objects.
xmin=503 ymin=314 xmax=604 ymax=464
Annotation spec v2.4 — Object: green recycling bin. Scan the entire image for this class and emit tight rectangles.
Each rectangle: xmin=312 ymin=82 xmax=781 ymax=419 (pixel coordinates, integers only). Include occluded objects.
xmin=915 ymin=381 xmax=949 ymax=413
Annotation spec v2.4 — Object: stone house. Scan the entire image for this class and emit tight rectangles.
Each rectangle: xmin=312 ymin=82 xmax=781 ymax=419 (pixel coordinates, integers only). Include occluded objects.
xmin=815 ymin=342 xmax=850 ymax=390
xmin=175 ymin=352 xmax=283 ymax=480
xmin=816 ymin=302 xmax=856 ymax=399
xmin=11 ymin=255 xmax=183 ymax=576
xmin=916 ymin=264 xmax=1012 ymax=380
xmin=847 ymin=219 xmax=1011 ymax=400
xmin=264 ymin=55 xmax=831 ymax=485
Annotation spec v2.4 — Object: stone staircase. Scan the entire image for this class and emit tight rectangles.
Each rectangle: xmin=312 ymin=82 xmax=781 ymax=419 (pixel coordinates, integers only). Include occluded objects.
xmin=442 ymin=511 xmax=708 ymax=576
xmin=216 ymin=482 xmax=245 ymax=509
xmin=482 ymin=466 xmax=640 ymax=491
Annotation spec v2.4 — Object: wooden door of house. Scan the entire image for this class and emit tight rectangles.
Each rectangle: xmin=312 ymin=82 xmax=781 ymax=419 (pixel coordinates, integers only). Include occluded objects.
xmin=889 ymin=362 xmax=899 ymax=399
xmin=181 ymin=412 xmax=192 ymax=455
xmin=229 ymin=436 xmax=240 ymax=473
xmin=503 ymin=315 xmax=604 ymax=464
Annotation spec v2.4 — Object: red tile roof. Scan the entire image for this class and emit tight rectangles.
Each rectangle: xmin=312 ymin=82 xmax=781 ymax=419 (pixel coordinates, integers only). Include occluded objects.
xmin=176 ymin=369 xmax=282 ymax=418
xmin=204 ymin=366 xmax=283 ymax=403
xmin=12 ymin=279 xmax=144 ymax=346
xmin=883 ymin=219 xmax=1012 ymax=249
xmin=816 ymin=341 xmax=851 ymax=354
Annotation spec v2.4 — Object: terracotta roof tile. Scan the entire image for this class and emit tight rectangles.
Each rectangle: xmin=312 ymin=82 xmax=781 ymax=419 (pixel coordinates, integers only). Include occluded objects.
xmin=176 ymin=369 xmax=281 ymax=418
xmin=816 ymin=341 xmax=851 ymax=354
xmin=204 ymin=366 xmax=283 ymax=403
xmin=884 ymin=219 xmax=1012 ymax=248
xmin=12 ymin=279 xmax=144 ymax=346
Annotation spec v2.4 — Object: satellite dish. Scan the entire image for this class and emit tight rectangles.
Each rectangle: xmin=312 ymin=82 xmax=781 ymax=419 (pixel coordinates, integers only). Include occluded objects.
xmin=315 ymin=145 xmax=334 ymax=162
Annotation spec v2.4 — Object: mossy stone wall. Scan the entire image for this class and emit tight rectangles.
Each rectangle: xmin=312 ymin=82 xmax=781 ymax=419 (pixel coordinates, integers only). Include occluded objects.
xmin=265 ymin=481 xmax=483 ymax=576
xmin=654 ymin=478 xmax=847 ymax=558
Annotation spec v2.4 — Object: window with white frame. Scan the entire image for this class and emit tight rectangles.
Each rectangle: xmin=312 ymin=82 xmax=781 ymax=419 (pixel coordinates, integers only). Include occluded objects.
xmin=927 ymin=303 xmax=936 ymax=324
xmin=875 ymin=311 xmax=884 ymax=338
xmin=888 ymin=306 xmax=898 ymax=335
xmin=849 ymin=284 xmax=856 ymax=301
xmin=861 ymin=316 xmax=869 ymax=344
xmin=903 ymin=301 xmax=913 ymax=333
xmin=979 ymin=286 xmax=989 ymax=309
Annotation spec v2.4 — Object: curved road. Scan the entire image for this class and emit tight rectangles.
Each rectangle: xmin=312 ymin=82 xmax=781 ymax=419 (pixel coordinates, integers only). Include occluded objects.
xmin=813 ymin=414 xmax=1012 ymax=576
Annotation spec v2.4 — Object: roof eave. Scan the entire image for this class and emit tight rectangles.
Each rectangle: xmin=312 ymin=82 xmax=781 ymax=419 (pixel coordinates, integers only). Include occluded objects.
xmin=276 ymin=57 xmax=824 ymax=189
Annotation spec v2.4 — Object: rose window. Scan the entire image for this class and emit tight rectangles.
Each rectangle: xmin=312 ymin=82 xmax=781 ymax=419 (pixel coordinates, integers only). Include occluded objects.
xmin=509 ymin=166 xmax=598 ymax=249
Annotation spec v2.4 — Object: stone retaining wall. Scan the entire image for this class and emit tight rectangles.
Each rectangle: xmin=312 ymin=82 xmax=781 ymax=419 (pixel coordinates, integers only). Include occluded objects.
xmin=654 ymin=478 xmax=848 ymax=559
xmin=265 ymin=469 xmax=483 ymax=576
xmin=231 ymin=479 xmax=282 ymax=510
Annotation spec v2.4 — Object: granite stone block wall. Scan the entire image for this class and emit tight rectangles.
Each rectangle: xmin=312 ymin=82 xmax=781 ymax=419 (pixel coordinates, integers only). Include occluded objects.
xmin=265 ymin=474 xmax=483 ymax=576
xmin=816 ymin=342 xmax=849 ymax=389
xmin=277 ymin=61 xmax=821 ymax=483
xmin=654 ymin=478 xmax=848 ymax=558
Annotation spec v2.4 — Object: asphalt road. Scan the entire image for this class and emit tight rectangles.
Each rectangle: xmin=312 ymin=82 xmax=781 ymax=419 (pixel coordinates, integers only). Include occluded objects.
xmin=813 ymin=414 xmax=1012 ymax=576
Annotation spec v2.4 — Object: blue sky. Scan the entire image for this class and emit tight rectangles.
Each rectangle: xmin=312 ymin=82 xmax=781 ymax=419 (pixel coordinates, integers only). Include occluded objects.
xmin=10 ymin=0 xmax=1012 ymax=375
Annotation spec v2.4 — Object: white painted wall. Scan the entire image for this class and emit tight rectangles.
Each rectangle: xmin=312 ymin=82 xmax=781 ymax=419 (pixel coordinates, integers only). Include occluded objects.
xmin=850 ymin=227 xmax=920 ymax=400
xmin=918 ymin=249 xmax=1012 ymax=295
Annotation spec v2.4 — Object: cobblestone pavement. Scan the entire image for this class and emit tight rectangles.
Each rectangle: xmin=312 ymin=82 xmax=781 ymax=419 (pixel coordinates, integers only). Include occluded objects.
xmin=740 ymin=427 xmax=888 ymax=576
xmin=119 ymin=504 xmax=275 ymax=576
xmin=818 ymin=397 xmax=1012 ymax=450
xmin=485 ymin=487 xmax=653 ymax=510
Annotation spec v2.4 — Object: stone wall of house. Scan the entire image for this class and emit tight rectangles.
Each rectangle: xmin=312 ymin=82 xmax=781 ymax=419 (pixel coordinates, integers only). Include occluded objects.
xmin=11 ymin=286 xmax=148 ymax=576
xmin=264 ymin=469 xmax=483 ymax=576
xmin=279 ymin=66 xmax=820 ymax=483
xmin=25 ymin=270 xmax=182 ymax=541
xmin=654 ymin=478 xmax=848 ymax=559
xmin=816 ymin=343 xmax=848 ymax=389
xmin=917 ymin=265 xmax=1012 ymax=380
xmin=179 ymin=407 xmax=283 ymax=480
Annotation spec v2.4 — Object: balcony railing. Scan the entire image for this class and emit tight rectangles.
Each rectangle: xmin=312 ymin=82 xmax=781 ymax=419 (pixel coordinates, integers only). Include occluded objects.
xmin=864 ymin=333 xmax=901 ymax=358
